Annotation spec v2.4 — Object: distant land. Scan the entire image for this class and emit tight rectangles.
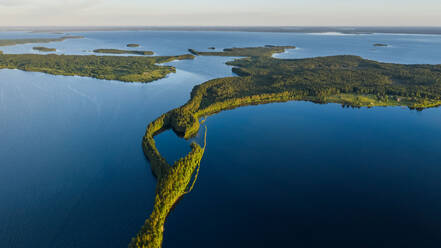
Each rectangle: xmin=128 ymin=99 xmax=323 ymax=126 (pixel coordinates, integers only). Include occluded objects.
xmin=0 ymin=36 xmax=83 ymax=47
xmin=2 ymin=26 xmax=441 ymax=35
xmin=93 ymin=48 xmax=154 ymax=55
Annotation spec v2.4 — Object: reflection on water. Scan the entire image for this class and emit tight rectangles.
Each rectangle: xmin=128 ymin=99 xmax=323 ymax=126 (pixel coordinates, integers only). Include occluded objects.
xmin=1 ymin=31 xmax=441 ymax=247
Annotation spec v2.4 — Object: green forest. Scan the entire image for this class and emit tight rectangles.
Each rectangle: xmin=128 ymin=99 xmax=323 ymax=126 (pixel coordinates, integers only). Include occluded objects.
xmin=93 ymin=49 xmax=154 ymax=55
xmin=132 ymin=45 xmax=441 ymax=248
xmin=0 ymin=53 xmax=194 ymax=82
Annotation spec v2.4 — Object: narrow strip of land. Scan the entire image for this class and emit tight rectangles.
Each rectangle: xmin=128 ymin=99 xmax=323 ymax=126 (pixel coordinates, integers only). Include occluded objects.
xmin=93 ymin=49 xmax=154 ymax=55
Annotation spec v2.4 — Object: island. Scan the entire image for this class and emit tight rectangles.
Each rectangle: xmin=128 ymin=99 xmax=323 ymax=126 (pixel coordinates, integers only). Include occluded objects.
xmin=0 ymin=36 xmax=84 ymax=47
xmin=208 ymin=47 xmax=216 ymax=50
xmin=33 ymin=46 xmax=57 ymax=52
xmin=0 ymin=53 xmax=194 ymax=83
xmin=374 ymin=43 xmax=388 ymax=47
xmin=93 ymin=49 xmax=154 ymax=55
xmin=189 ymin=45 xmax=296 ymax=57
xmin=129 ymin=45 xmax=441 ymax=248
xmin=127 ymin=44 xmax=140 ymax=47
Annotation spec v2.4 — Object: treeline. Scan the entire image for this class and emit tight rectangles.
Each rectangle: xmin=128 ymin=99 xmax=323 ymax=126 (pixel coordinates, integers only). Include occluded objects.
xmin=0 ymin=53 xmax=194 ymax=83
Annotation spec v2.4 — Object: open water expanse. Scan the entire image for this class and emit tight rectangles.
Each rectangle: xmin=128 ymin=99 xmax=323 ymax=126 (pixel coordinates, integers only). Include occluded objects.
xmin=1 ymin=31 xmax=441 ymax=247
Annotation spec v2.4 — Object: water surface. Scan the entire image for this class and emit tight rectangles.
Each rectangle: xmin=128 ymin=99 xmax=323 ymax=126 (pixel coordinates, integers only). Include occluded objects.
xmin=1 ymin=31 xmax=441 ymax=247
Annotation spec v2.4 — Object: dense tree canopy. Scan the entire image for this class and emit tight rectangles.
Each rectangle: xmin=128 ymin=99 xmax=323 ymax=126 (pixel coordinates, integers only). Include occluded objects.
xmin=0 ymin=53 xmax=194 ymax=82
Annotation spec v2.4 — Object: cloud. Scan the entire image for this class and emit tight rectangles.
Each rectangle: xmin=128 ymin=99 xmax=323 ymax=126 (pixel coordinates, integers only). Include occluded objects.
xmin=0 ymin=0 xmax=103 ymax=10
xmin=0 ymin=0 xmax=32 ymax=6
xmin=0 ymin=0 xmax=440 ymax=26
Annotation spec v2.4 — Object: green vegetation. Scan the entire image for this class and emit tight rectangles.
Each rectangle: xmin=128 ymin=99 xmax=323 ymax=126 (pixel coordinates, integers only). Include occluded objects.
xmin=374 ymin=43 xmax=388 ymax=47
xmin=93 ymin=49 xmax=154 ymax=55
xmin=127 ymin=44 xmax=140 ymax=47
xmin=33 ymin=46 xmax=56 ymax=52
xmin=189 ymin=45 xmax=296 ymax=57
xmin=0 ymin=36 xmax=83 ymax=47
xmin=129 ymin=122 xmax=206 ymax=248
xmin=132 ymin=46 xmax=441 ymax=248
xmin=0 ymin=53 xmax=194 ymax=82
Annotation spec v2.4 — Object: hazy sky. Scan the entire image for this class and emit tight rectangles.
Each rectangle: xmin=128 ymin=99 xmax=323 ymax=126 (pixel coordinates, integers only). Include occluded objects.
xmin=1 ymin=0 xmax=440 ymax=26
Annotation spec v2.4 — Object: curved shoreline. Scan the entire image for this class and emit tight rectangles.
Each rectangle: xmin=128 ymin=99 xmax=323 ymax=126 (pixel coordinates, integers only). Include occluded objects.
xmin=131 ymin=46 xmax=441 ymax=247
xmin=0 ymin=53 xmax=195 ymax=83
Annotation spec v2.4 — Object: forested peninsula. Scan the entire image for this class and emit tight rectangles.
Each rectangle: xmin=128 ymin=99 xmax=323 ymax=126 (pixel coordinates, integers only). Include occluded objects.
xmin=0 ymin=53 xmax=194 ymax=82
xmin=131 ymin=45 xmax=441 ymax=248
xmin=0 ymin=36 xmax=83 ymax=46
xmin=93 ymin=49 xmax=154 ymax=55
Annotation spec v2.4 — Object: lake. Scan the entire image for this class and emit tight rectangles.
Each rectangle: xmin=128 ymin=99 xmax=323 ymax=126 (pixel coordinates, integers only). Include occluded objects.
xmin=1 ymin=31 xmax=441 ymax=247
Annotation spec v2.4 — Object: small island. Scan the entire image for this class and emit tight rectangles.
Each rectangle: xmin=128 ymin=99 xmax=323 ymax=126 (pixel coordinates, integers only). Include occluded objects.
xmin=189 ymin=45 xmax=296 ymax=57
xmin=374 ymin=43 xmax=388 ymax=47
xmin=93 ymin=49 xmax=154 ymax=55
xmin=208 ymin=47 xmax=216 ymax=50
xmin=0 ymin=36 xmax=84 ymax=47
xmin=127 ymin=44 xmax=140 ymax=47
xmin=33 ymin=46 xmax=57 ymax=52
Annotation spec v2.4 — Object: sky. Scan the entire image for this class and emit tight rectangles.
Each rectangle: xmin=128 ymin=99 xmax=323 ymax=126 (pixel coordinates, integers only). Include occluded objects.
xmin=1 ymin=0 xmax=440 ymax=26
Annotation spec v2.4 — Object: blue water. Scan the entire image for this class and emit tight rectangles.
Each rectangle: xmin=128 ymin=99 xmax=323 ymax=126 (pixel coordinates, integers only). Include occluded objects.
xmin=162 ymin=103 xmax=441 ymax=248
xmin=1 ymin=31 xmax=441 ymax=247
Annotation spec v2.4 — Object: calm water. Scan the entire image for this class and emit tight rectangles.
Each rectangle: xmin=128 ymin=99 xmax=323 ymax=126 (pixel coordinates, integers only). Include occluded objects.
xmin=1 ymin=31 xmax=441 ymax=248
